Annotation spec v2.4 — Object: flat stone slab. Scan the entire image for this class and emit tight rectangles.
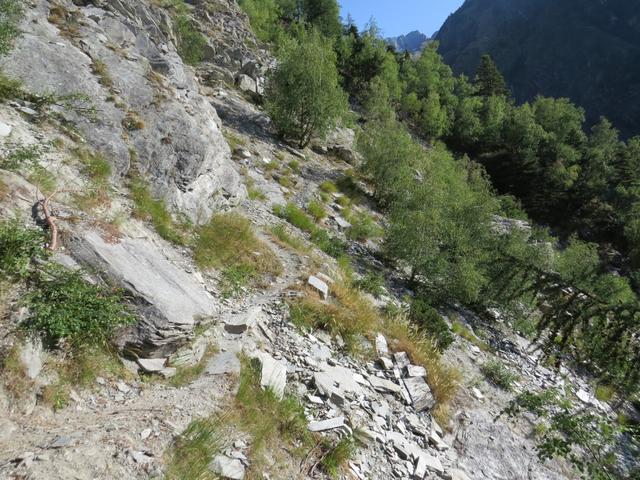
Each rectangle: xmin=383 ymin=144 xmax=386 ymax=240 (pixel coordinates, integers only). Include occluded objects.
xmin=68 ymin=231 xmax=215 ymax=357
xmin=406 ymin=365 xmax=427 ymax=378
xmin=308 ymin=416 xmax=345 ymax=432
xmin=417 ymin=452 xmax=444 ymax=474
xmin=257 ymin=352 xmax=286 ymax=399
xmin=137 ymin=358 xmax=167 ymax=373
xmin=224 ymin=306 xmax=262 ymax=334
xmin=403 ymin=376 xmax=435 ymax=412
xmin=394 ymin=352 xmax=411 ymax=368
xmin=206 ymin=351 xmax=241 ymax=376
xmin=209 ymin=455 xmax=245 ymax=479
xmin=314 ymin=365 xmax=364 ymax=399
xmin=308 ymin=275 xmax=329 ymax=299
xmin=368 ymin=375 xmax=402 ymax=394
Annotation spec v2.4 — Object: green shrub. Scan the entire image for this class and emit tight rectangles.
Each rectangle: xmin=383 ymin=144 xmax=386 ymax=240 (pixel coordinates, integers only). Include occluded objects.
xmin=23 ymin=264 xmax=135 ymax=348
xmin=0 ymin=0 xmax=23 ymax=55
xmin=409 ymin=299 xmax=454 ymax=352
xmin=481 ymin=359 xmax=518 ymax=391
xmin=346 ymin=212 xmax=383 ymax=241
xmin=0 ymin=219 xmax=45 ymax=280
xmin=308 ymin=200 xmax=326 ymax=222
xmin=75 ymin=148 xmax=111 ymax=181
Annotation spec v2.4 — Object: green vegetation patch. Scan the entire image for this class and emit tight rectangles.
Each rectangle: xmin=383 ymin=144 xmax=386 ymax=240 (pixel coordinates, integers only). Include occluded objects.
xmin=23 ymin=264 xmax=135 ymax=348
xmin=481 ymin=359 xmax=518 ymax=391
xmin=130 ymin=177 xmax=186 ymax=244
xmin=0 ymin=219 xmax=45 ymax=280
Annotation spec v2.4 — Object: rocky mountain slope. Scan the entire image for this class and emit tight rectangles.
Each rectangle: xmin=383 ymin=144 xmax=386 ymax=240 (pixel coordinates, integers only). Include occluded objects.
xmin=386 ymin=30 xmax=429 ymax=54
xmin=0 ymin=1 xmax=633 ymax=479
xmin=435 ymin=0 xmax=640 ymax=137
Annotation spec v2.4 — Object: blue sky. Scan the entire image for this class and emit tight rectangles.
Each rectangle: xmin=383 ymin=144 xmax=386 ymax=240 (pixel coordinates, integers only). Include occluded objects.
xmin=339 ymin=0 xmax=465 ymax=38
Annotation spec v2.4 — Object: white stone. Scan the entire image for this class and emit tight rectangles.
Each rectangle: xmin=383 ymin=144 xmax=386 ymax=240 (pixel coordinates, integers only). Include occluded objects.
xmin=575 ymin=388 xmax=591 ymax=404
xmin=416 ymin=452 xmax=444 ymax=474
xmin=307 ymin=394 xmax=324 ymax=404
xmin=257 ymin=352 xmax=286 ymax=399
xmin=308 ymin=275 xmax=329 ymax=299
xmin=368 ymin=375 xmax=402 ymax=394
xmin=224 ymin=306 xmax=262 ymax=334
xmin=0 ymin=121 xmax=12 ymax=137
xmin=19 ymin=339 xmax=43 ymax=380
xmin=315 ymin=272 xmax=335 ymax=285
xmin=403 ymin=377 xmax=435 ymax=411
xmin=209 ymin=455 xmax=245 ymax=479
xmin=447 ymin=468 xmax=472 ymax=480
xmin=334 ymin=216 xmax=352 ymax=229
xmin=394 ymin=352 xmax=411 ymax=368
xmin=375 ymin=333 xmax=389 ymax=357
xmin=471 ymin=387 xmax=484 ymax=400
xmin=379 ymin=356 xmax=394 ymax=370
xmin=406 ymin=365 xmax=427 ymax=378
xmin=308 ymin=416 xmax=345 ymax=432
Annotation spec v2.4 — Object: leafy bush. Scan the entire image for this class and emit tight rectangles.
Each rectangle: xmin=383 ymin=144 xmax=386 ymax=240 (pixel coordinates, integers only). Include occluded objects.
xmin=23 ymin=264 xmax=135 ymax=347
xmin=409 ymin=299 xmax=454 ymax=352
xmin=0 ymin=219 xmax=45 ymax=280
xmin=175 ymin=13 xmax=207 ymax=66
xmin=310 ymin=228 xmax=346 ymax=258
xmin=266 ymin=30 xmax=347 ymax=148
xmin=0 ymin=0 xmax=23 ymax=55
xmin=307 ymin=200 xmax=326 ymax=221
xmin=481 ymin=359 xmax=518 ymax=391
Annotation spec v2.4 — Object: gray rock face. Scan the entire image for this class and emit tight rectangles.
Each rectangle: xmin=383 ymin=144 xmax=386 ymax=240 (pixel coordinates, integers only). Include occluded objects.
xmin=3 ymin=0 xmax=244 ymax=223
xmin=68 ymin=231 xmax=215 ymax=357
xmin=206 ymin=351 xmax=241 ymax=376
xmin=403 ymin=377 xmax=435 ymax=412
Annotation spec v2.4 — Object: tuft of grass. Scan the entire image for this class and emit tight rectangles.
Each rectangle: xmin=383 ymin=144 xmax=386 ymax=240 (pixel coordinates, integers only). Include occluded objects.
xmin=194 ymin=214 xmax=282 ymax=295
xmin=481 ymin=359 xmax=518 ymax=391
xmin=319 ymin=180 xmax=338 ymax=194
xmin=321 ymin=436 xmax=356 ymax=479
xmin=130 ymin=177 xmax=185 ymax=244
xmin=28 ymin=165 xmax=57 ymax=194
xmin=91 ymin=59 xmax=113 ymax=88
xmin=353 ymin=271 xmax=385 ymax=298
xmin=595 ymin=384 xmax=615 ymax=402
xmin=47 ymin=4 xmax=80 ymax=38
xmin=288 ymin=159 xmax=300 ymax=173
xmin=122 ymin=111 xmax=145 ymax=130
xmin=0 ymin=144 xmax=43 ymax=171
xmin=165 ymin=416 xmax=227 ymax=480
xmin=0 ymin=72 xmax=22 ymax=101
xmin=224 ymin=130 xmax=245 ymax=152
xmin=73 ymin=148 xmax=112 ymax=211
xmin=269 ymin=223 xmax=308 ymax=253
xmin=308 ymin=200 xmax=326 ymax=222
xmin=1 ymin=343 xmax=35 ymax=399
xmin=274 ymin=203 xmax=346 ymax=258
xmin=248 ymin=186 xmax=266 ymax=201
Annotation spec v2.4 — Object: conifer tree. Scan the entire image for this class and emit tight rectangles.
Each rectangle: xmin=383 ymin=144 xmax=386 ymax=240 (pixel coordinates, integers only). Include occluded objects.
xmin=475 ymin=54 xmax=510 ymax=97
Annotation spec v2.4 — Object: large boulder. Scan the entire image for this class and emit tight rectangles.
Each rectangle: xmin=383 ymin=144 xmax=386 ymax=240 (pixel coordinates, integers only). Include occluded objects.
xmin=67 ymin=230 xmax=216 ymax=357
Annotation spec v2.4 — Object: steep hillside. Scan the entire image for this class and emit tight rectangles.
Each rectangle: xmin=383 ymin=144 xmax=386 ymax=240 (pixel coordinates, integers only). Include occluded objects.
xmin=435 ymin=0 xmax=640 ymax=137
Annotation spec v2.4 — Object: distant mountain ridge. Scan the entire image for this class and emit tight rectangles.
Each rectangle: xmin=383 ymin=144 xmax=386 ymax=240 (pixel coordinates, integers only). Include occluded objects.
xmin=434 ymin=0 xmax=640 ymax=137
xmin=386 ymin=30 xmax=429 ymax=53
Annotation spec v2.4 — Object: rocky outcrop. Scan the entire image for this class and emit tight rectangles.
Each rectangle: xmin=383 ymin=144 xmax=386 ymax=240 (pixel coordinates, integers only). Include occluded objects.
xmin=2 ymin=0 xmax=244 ymax=223
xmin=67 ymin=230 xmax=216 ymax=357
